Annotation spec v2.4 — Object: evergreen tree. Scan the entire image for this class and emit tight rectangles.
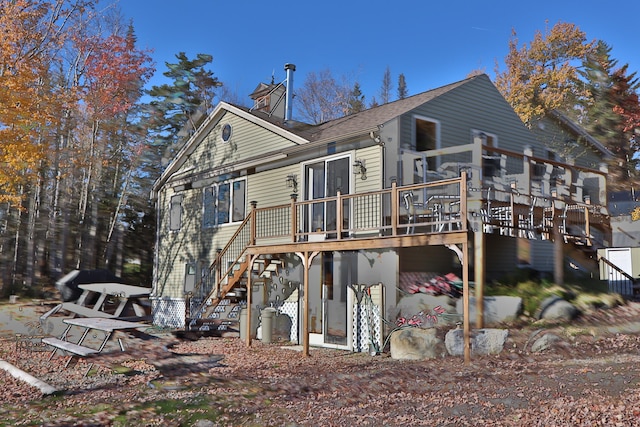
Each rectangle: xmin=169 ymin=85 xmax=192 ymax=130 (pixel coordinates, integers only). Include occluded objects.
xmin=144 ymin=52 xmax=221 ymax=165
xmin=347 ymin=82 xmax=366 ymax=115
xmin=397 ymin=73 xmax=408 ymax=100
xmin=580 ymin=41 xmax=640 ymax=190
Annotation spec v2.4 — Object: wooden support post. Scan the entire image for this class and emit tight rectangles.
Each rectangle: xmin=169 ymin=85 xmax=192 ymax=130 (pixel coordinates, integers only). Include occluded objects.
xmin=391 ymin=180 xmax=398 ymax=235
xmin=250 ymin=201 xmax=257 ymax=245
xmin=290 ymin=194 xmax=298 ymax=242
xmin=336 ymin=191 xmax=342 ymax=240
xmin=462 ymin=240 xmax=471 ymax=365
xmin=245 ymin=256 xmax=254 ymax=347
xmin=553 ymin=211 xmax=564 ymax=285
xmin=302 ymin=251 xmax=310 ymax=357
xmin=473 ymin=229 xmax=485 ymax=329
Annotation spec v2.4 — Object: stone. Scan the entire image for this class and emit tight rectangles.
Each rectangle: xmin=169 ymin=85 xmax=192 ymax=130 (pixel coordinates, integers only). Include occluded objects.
xmin=445 ymin=328 xmax=509 ymax=356
xmin=389 ymin=328 xmax=445 ymax=360
xmin=473 ymin=329 xmax=509 ymax=354
xmin=536 ymin=296 xmax=579 ymax=321
xmin=456 ymin=296 xmax=522 ymax=325
xmin=530 ymin=333 xmax=563 ymax=353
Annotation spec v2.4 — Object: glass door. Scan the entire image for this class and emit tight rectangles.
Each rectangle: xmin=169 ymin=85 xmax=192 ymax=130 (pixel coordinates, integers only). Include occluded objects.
xmin=309 ymin=252 xmax=353 ymax=349
xmin=304 ymin=156 xmax=351 ymax=236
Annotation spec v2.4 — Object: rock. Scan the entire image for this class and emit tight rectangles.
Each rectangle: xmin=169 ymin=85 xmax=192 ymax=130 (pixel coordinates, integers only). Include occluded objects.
xmin=536 ymin=296 xmax=579 ymax=321
xmin=474 ymin=329 xmax=509 ymax=354
xmin=389 ymin=328 xmax=445 ymax=360
xmin=445 ymin=328 xmax=509 ymax=356
xmin=530 ymin=333 xmax=563 ymax=353
xmin=456 ymin=296 xmax=522 ymax=325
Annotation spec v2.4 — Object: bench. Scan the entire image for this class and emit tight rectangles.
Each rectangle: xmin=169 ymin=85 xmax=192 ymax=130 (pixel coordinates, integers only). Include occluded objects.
xmin=42 ymin=337 xmax=98 ymax=357
xmin=60 ymin=303 xmax=115 ymax=318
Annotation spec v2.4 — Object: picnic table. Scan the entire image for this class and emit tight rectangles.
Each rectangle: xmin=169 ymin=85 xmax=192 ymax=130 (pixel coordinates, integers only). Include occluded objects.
xmin=42 ymin=317 xmax=148 ymax=368
xmin=41 ymin=283 xmax=151 ymax=320
xmin=76 ymin=283 xmax=151 ymax=318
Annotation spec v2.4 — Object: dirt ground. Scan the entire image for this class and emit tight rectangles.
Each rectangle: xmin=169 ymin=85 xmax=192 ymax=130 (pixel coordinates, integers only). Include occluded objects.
xmin=2 ymin=299 xmax=640 ymax=426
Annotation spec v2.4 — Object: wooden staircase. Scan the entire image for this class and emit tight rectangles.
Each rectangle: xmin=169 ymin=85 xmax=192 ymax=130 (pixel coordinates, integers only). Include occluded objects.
xmin=185 ymin=237 xmax=284 ymax=333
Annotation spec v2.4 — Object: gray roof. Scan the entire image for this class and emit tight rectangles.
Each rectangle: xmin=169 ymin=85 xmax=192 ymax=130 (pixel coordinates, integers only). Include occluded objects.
xmin=548 ymin=110 xmax=614 ymax=157
xmin=240 ymin=74 xmax=480 ymax=143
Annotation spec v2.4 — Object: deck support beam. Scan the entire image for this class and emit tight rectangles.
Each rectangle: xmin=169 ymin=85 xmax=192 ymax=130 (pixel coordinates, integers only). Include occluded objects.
xmin=473 ymin=230 xmax=485 ymax=329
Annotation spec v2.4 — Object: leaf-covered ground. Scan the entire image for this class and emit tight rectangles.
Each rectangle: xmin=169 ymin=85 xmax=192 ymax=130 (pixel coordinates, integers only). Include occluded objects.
xmin=2 ymin=302 xmax=640 ymax=426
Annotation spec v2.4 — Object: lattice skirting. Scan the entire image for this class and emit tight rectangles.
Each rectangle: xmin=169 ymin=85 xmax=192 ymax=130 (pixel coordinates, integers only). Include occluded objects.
xmin=151 ymin=297 xmax=186 ymax=328
xmin=352 ymin=303 xmax=382 ymax=353
xmin=279 ymin=300 xmax=299 ymax=344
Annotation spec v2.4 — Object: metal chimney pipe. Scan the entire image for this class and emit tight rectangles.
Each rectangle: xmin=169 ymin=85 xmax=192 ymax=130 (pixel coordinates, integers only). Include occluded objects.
xmin=284 ymin=63 xmax=296 ymax=122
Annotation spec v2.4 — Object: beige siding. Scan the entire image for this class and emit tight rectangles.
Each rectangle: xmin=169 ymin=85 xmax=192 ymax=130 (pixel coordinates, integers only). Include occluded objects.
xmin=171 ymin=111 xmax=299 ymax=180
xmin=247 ymin=165 xmax=300 ymax=209
xmin=353 ymin=145 xmax=383 ymax=194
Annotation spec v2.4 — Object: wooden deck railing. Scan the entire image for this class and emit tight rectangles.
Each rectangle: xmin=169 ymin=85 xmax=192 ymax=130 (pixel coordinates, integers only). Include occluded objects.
xmin=253 ymin=176 xmax=467 ymax=245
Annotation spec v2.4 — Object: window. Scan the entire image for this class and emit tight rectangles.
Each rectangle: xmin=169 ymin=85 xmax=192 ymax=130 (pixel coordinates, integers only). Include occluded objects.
xmin=254 ymin=96 xmax=267 ymax=110
xmin=203 ymin=179 xmax=246 ymax=228
xmin=169 ymin=195 xmax=183 ymax=231
xmin=221 ymin=123 xmax=232 ymax=142
xmin=472 ymin=130 xmax=497 ymax=147
xmin=415 ymin=117 xmax=439 ymax=151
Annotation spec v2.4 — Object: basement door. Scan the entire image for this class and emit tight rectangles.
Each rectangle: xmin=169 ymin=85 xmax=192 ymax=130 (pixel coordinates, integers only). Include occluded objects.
xmin=309 ymin=252 xmax=355 ymax=350
xmin=605 ymin=247 xmax=633 ymax=295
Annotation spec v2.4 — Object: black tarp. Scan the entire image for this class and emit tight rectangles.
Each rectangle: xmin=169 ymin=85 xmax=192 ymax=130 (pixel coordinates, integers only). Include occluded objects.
xmin=55 ymin=269 xmax=126 ymax=302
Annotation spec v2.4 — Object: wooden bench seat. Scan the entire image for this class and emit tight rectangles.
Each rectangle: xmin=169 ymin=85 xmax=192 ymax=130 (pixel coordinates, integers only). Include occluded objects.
xmin=42 ymin=337 xmax=98 ymax=357
xmin=61 ymin=303 xmax=115 ymax=318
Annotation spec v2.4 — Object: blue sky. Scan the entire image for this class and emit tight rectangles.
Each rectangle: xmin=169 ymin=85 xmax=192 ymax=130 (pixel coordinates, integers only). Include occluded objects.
xmin=117 ymin=0 xmax=640 ymax=108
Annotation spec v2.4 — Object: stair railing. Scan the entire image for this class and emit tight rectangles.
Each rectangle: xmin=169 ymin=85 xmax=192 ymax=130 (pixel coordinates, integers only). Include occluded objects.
xmin=598 ymin=255 xmax=639 ymax=298
xmin=186 ymin=204 xmax=256 ymax=325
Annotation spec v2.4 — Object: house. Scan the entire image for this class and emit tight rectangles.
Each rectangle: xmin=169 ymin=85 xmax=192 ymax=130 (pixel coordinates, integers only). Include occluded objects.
xmin=150 ymin=67 xmax=611 ymax=355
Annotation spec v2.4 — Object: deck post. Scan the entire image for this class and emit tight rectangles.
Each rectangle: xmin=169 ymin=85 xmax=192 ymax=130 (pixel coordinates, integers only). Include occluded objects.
xmin=391 ymin=180 xmax=398 ymax=235
xmin=290 ymin=194 xmax=298 ymax=242
xmin=462 ymin=240 xmax=471 ymax=365
xmin=553 ymin=215 xmax=564 ymax=285
xmin=336 ymin=191 xmax=342 ymax=239
xmin=250 ymin=201 xmax=257 ymax=245
xmin=473 ymin=230 xmax=485 ymax=328
xmin=245 ymin=255 xmax=258 ymax=347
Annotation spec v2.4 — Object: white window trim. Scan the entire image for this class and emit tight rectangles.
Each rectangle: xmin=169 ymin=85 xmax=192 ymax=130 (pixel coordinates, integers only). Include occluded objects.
xmin=169 ymin=194 xmax=183 ymax=232
xmin=202 ymin=177 xmax=247 ymax=229
xmin=412 ymin=114 xmax=441 ymax=150
xmin=472 ymin=129 xmax=498 ymax=148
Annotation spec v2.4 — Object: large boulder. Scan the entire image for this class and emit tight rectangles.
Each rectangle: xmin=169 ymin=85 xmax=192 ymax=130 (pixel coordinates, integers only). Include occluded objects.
xmin=536 ymin=296 xmax=579 ymax=321
xmin=445 ymin=328 xmax=509 ymax=356
xmin=389 ymin=328 xmax=445 ymax=360
xmin=456 ymin=296 xmax=522 ymax=325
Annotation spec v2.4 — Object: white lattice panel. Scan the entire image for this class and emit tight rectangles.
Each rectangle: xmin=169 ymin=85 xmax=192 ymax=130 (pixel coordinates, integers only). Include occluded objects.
xmin=152 ymin=298 xmax=186 ymax=328
xmin=352 ymin=303 xmax=382 ymax=353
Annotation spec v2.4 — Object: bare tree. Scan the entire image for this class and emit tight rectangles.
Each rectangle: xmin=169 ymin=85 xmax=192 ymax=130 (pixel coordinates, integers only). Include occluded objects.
xmin=295 ymin=69 xmax=352 ymax=124
xmin=380 ymin=66 xmax=393 ymax=104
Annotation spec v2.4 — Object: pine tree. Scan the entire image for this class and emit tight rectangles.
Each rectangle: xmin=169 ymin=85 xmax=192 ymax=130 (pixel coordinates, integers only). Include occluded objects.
xmin=144 ymin=52 xmax=221 ymax=165
xmin=347 ymin=82 xmax=366 ymax=115
xmin=580 ymin=41 xmax=640 ymax=190
xmin=397 ymin=73 xmax=408 ymax=100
